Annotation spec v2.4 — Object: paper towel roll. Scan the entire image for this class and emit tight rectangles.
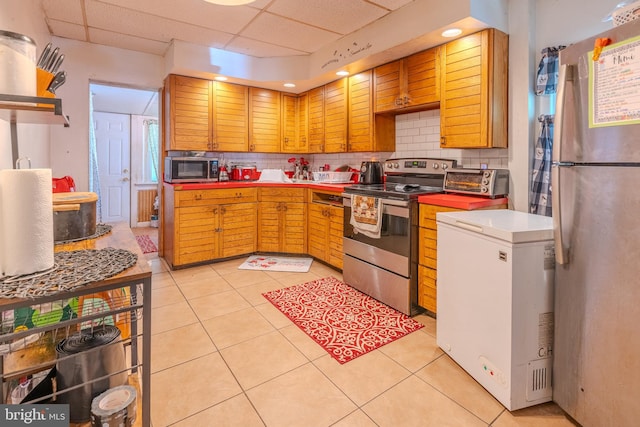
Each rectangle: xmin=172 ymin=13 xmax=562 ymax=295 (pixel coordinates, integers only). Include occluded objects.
xmin=0 ymin=168 xmax=54 ymax=277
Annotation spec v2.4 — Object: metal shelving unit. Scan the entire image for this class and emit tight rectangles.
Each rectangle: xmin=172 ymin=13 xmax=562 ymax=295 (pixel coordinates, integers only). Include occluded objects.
xmin=0 ymin=93 xmax=70 ymax=167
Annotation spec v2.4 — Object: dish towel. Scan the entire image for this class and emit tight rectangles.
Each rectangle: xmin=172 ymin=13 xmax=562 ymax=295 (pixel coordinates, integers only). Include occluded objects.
xmin=350 ymin=195 xmax=383 ymax=239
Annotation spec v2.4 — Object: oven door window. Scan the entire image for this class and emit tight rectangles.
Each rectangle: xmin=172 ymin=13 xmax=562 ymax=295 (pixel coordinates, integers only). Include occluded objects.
xmin=344 ymin=205 xmax=411 ymax=257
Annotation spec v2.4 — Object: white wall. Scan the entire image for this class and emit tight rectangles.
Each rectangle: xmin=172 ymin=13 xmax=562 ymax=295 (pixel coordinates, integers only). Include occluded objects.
xmin=0 ymin=0 xmax=53 ymax=170
xmin=49 ymin=38 xmax=164 ymax=191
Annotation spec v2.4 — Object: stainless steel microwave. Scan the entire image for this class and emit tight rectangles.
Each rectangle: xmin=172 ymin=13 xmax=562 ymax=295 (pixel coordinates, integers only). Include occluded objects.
xmin=164 ymin=157 xmax=219 ymax=183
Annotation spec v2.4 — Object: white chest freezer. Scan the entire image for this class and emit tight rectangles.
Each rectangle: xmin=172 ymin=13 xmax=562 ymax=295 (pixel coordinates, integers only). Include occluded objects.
xmin=435 ymin=210 xmax=555 ymax=410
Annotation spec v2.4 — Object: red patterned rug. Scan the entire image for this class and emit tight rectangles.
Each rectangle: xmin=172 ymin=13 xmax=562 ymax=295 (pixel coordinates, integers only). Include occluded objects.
xmin=135 ymin=235 xmax=157 ymax=254
xmin=262 ymin=276 xmax=424 ymax=364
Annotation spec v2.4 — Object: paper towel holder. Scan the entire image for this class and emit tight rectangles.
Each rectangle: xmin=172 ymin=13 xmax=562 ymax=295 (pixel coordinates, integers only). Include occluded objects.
xmin=15 ymin=157 xmax=31 ymax=169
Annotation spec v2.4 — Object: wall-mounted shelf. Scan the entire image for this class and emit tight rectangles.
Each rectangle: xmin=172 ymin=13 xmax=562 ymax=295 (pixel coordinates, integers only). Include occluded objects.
xmin=0 ymin=93 xmax=70 ymax=168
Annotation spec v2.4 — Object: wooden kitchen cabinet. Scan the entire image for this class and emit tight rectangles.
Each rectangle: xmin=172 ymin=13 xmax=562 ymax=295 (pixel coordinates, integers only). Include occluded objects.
xmin=418 ymin=204 xmax=461 ymax=313
xmin=373 ymin=47 xmax=440 ymax=113
xmin=211 ymin=81 xmax=249 ymax=152
xmin=348 ymin=70 xmax=396 ymax=152
xmin=307 ymin=86 xmax=325 ymax=153
xmin=282 ymin=93 xmax=308 ymax=153
xmin=258 ymin=188 xmax=307 ymax=253
xmin=249 ymin=87 xmax=281 ymax=153
xmin=164 ymin=75 xmax=212 ymax=151
xmin=439 ymin=28 xmax=508 ymax=148
xmin=323 ymin=78 xmax=348 ymax=153
xmin=165 ymin=187 xmax=257 ymax=267
xmin=308 ymin=190 xmax=344 ymax=269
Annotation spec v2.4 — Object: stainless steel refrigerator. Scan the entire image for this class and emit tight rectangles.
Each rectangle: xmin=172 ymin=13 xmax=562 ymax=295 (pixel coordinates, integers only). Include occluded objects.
xmin=552 ymin=18 xmax=640 ymax=426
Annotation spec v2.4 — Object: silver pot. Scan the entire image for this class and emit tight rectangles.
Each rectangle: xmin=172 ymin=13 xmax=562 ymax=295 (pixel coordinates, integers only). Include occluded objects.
xmin=52 ymin=192 xmax=97 ymax=242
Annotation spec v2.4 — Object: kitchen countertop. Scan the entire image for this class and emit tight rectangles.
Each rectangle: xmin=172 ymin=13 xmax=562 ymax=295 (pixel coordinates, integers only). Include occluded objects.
xmin=164 ymin=181 xmax=354 ymax=192
xmin=418 ymin=193 xmax=509 ymax=210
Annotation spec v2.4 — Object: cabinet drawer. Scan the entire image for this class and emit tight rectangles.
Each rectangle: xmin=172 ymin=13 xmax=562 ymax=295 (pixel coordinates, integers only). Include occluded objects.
xmin=419 ymin=204 xmax=460 ymax=227
xmin=176 ymin=188 xmax=257 ymax=206
xmin=420 ymin=227 xmax=437 ymax=242
xmin=419 ymin=238 xmax=437 ymax=265
xmin=259 ymin=187 xmax=307 ymax=202
xmin=418 ymin=265 xmax=437 ymax=313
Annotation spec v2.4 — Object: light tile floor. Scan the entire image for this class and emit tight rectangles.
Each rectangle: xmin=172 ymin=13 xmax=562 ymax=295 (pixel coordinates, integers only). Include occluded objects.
xmin=134 ymin=229 xmax=577 ymax=427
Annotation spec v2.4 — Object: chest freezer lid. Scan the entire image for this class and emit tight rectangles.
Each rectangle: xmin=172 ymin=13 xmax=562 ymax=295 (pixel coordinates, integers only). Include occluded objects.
xmin=436 ymin=210 xmax=554 ymax=243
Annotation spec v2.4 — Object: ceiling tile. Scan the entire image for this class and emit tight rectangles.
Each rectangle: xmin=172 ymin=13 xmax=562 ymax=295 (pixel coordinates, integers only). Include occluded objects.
xmin=42 ymin=0 xmax=85 ymax=25
xmin=89 ymin=28 xmax=169 ymax=56
xmin=241 ymin=12 xmax=342 ymax=53
xmin=267 ymin=0 xmax=388 ymax=35
xmin=85 ymin=1 xmax=234 ymax=48
xmin=368 ymin=0 xmax=415 ymax=10
xmin=96 ymin=0 xmax=261 ymax=34
xmin=226 ymin=36 xmax=308 ymax=58
xmin=45 ymin=19 xmax=87 ymax=42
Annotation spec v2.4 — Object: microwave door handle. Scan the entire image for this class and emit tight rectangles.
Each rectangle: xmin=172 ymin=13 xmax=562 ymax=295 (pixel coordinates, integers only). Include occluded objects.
xmin=552 ymin=63 xmax=573 ymax=265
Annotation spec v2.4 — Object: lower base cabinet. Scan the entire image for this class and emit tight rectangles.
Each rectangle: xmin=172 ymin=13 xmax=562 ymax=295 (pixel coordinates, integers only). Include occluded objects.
xmin=308 ymin=190 xmax=344 ymax=270
xmin=165 ymin=186 xmax=257 ymax=268
xmin=164 ymin=185 xmax=344 ymax=270
xmin=258 ymin=188 xmax=307 ymax=254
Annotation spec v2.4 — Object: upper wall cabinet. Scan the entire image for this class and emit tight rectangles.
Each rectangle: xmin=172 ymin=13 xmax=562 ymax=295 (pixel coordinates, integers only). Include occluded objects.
xmin=307 ymin=86 xmax=325 ymax=153
xmin=282 ymin=93 xmax=308 ymax=153
xmin=323 ymin=78 xmax=348 ymax=153
xmin=249 ymin=87 xmax=281 ymax=153
xmin=211 ymin=81 xmax=249 ymax=152
xmin=165 ymin=75 xmax=212 ymax=151
xmin=374 ymin=47 xmax=440 ymax=113
xmin=440 ymin=28 xmax=508 ymax=148
xmin=348 ymin=70 xmax=395 ymax=152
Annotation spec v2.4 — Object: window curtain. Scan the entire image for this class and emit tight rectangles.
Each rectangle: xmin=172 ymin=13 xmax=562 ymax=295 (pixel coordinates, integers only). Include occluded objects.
xmin=530 ymin=115 xmax=553 ymax=217
xmin=145 ymin=119 xmax=159 ymax=182
xmin=88 ymin=92 xmax=102 ymax=222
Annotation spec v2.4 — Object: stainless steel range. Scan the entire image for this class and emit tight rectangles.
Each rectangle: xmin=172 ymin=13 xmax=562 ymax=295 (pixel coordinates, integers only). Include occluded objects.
xmin=342 ymin=158 xmax=457 ymax=316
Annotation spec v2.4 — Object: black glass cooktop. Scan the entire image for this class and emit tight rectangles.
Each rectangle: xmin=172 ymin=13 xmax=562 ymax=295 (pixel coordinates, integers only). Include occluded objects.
xmin=344 ymin=182 xmax=443 ymax=200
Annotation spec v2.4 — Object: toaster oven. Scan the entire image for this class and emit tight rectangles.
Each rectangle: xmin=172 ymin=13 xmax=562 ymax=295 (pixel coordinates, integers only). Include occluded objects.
xmin=443 ymin=168 xmax=509 ymax=198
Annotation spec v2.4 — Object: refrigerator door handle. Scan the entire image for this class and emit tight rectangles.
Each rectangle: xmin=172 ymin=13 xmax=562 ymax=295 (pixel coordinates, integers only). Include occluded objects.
xmin=552 ymin=63 xmax=573 ymax=265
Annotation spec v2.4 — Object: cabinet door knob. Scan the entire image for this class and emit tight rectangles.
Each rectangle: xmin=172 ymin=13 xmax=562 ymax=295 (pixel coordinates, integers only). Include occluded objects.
xmin=213 ymin=208 xmax=218 ymax=214
xmin=395 ymin=97 xmax=403 ymax=106
xmin=440 ymin=136 xmax=446 ymax=146
xmin=195 ymin=194 xmax=202 ymax=200
xmin=221 ymin=207 xmax=226 ymax=214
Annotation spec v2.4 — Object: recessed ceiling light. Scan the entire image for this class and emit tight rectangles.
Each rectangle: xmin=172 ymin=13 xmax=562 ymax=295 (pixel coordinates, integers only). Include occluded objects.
xmin=203 ymin=0 xmax=256 ymax=5
xmin=336 ymin=70 xmax=349 ymax=76
xmin=442 ymin=28 xmax=462 ymax=38
xmin=283 ymin=83 xmax=296 ymax=88
xmin=214 ymin=76 xmax=228 ymax=81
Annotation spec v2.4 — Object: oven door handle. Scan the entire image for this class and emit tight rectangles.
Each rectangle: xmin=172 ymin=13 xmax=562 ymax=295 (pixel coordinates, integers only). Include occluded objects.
xmin=342 ymin=195 xmax=411 ymax=208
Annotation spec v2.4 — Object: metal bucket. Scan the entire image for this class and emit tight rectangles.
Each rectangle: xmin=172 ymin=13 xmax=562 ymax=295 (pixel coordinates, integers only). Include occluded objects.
xmin=52 ymin=192 xmax=97 ymax=242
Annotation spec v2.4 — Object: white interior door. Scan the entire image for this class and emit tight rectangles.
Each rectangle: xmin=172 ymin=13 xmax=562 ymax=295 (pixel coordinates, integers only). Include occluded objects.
xmin=94 ymin=111 xmax=131 ymax=224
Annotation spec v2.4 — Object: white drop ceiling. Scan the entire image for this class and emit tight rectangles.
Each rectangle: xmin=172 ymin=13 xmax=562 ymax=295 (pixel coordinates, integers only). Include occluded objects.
xmin=42 ymin=0 xmax=505 ymax=117
xmin=42 ymin=0 xmax=416 ymax=58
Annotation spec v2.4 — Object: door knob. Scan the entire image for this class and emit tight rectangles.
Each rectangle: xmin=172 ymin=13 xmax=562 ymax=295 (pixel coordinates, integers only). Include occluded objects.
xmin=122 ymin=177 xmax=130 ymax=182
xmin=123 ymin=168 xmax=129 ymax=173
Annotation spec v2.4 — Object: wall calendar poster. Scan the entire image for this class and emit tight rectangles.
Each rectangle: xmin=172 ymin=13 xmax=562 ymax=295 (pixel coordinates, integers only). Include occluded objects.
xmin=589 ymin=35 xmax=640 ymax=127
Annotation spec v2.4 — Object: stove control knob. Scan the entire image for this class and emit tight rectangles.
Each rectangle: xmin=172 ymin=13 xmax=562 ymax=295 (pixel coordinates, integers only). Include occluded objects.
xmin=432 ymin=163 xmax=439 ymax=169
xmin=441 ymin=163 xmax=449 ymax=170
xmin=393 ymin=162 xmax=399 ymax=169
xmin=386 ymin=162 xmax=392 ymax=170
